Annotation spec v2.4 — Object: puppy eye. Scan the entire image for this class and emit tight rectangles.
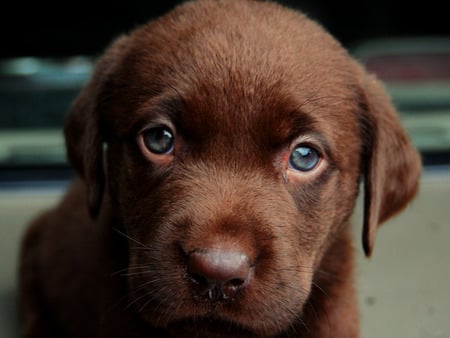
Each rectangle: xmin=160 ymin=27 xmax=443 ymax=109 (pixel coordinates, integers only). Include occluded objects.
xmin=289 ymin=145 xmax=320 ymax=172
xmin=142 ymin=126 xmax=174 ymax=155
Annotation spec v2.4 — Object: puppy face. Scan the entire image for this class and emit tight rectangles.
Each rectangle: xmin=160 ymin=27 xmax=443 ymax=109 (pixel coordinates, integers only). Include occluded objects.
xmin=65 ymin=1 xmax=420 ymax=336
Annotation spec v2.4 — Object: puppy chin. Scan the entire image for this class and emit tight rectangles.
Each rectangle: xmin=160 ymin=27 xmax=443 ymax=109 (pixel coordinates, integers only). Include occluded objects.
xmin=165 ymin=316 xmax=298 ymax=338
xmin=132 ymin=279 xmax=311 ymax=338
xmin=166 ymin=318 xmax=257 ymax=338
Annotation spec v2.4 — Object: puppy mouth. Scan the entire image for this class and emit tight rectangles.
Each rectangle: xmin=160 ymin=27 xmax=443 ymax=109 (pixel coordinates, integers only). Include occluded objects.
xmin=167 ymin=316 xmax=256 ymax=338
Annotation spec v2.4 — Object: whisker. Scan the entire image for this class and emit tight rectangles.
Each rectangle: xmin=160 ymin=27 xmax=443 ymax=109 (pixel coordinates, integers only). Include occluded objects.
xmin=277 ymin=263 xmax=343 ymax=281
xmin=307 ymin=286 xmax=333 ymax=338
xmin=125 ymin=291 xmax=152 ymax=310
xmin=312 ymin=281 xmax=329 ymax=298
xmin=129 ymin=246 xmax=153 ymax=251
xmin=125 ymin=279 xmax=170 ymax=310
xmin=120 ymin=270 xmax=154 ymax=277
xmin=113 ymin=227 xmax=150 ymax=250
xmin=111 ymin=264 xmax=154 ymax=276
xmin=132 ymin=277 xmax=167 ymax=292
xmin=111 ymin=267 xmax=130 ymax=276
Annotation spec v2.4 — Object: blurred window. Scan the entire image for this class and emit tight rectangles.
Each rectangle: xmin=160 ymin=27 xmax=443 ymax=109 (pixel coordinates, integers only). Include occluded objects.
xmin=1 ymin=39 xmax=449 ymax=184
xmin=354 ymin=37 xmax=450 ymax=166
xmin=0 ymin=57 xmax=92 ymax=183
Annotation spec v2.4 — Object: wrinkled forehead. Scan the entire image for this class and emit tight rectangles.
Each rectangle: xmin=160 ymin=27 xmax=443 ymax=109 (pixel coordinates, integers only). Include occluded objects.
xmin=130 ymin=72 xmax=361 ymax=151
xmin=105 ymin=2 xmax=364 ymax=158
xmin=118 ymin=67 xmax=362 ymax=156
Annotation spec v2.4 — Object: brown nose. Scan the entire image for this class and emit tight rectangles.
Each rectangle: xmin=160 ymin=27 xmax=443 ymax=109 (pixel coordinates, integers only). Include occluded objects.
xmin=187 ymin=249 xmax=252 ymax=301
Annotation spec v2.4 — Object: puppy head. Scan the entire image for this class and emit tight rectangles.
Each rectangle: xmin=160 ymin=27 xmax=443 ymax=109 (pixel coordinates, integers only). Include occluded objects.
xmin=65 ymin=0 xmax=420 ymax=336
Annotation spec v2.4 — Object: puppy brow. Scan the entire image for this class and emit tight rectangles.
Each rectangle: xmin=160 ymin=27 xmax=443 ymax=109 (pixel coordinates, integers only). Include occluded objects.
xmin=273 ymin=110 xmax=318 ymax=144
xmin=290 ymin=113 xmax=318 ymax=135
xmin=154 ymin=95 xmax=183 ymax=119
xmin=134 ymin=94 xmax=184 ymax=130
xmin=277 ymin=109 xmax=333 ymax=161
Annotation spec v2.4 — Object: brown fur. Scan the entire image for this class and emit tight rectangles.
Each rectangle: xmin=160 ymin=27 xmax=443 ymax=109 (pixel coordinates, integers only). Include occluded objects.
xmin=19 ymin=1 xmax=421 ymax=337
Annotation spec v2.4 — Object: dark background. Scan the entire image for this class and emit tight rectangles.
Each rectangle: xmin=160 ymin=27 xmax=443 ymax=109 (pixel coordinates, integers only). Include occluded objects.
xmin=1 ymin=0 xmax=449 ymax=58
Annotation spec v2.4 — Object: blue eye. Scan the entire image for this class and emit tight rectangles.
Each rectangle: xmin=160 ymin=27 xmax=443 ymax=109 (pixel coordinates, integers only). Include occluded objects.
xmin=289 ymin=145 xmax=320 ymax=171
xmin=142 ymin=126 xmax=174 ymax=155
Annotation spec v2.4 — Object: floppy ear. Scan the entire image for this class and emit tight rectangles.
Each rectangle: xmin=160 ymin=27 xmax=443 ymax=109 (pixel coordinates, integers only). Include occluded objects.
xmin=64 ymin=36 xmax=129 ymax=217
xmin=361 ymin=74 xmax=421 ymax=257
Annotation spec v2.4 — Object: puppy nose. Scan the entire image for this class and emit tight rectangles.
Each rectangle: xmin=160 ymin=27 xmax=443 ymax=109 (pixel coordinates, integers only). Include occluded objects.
xmin=187 ymin=249 xmax=252 ymax=301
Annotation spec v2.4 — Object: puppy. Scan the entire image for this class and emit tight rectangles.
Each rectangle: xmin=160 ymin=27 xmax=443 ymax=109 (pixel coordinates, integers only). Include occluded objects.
xmin=19 ymin=1 xmax=421 ymax=337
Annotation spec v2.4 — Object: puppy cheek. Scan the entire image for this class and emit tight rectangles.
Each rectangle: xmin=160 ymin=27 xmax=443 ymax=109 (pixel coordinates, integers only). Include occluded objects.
xmin=285 ymin=185 xmax=327 ymax=248
xmin=106 ymin=144 xmax=166 ymax=219
xmin=284 ymin=173 xmax=349 ymax=265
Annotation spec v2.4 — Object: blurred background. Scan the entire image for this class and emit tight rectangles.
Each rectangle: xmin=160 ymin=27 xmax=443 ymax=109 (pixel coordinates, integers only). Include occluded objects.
xmin=1 ymin=1 xmax=449 ymax=337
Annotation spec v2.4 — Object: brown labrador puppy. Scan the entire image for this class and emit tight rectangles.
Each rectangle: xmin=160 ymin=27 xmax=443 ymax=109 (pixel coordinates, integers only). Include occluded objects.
xmin=19 ymin=1 xmax=421 ymax=337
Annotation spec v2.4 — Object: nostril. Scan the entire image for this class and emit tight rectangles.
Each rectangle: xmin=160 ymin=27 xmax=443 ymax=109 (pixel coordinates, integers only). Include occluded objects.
xmin=190 ymin=273 xmax=208 ymax=288
xmin=187 ymin=249 xmax=252 ymax=301
xmin=222 ymin=278 xmax=247 ymax=299
xmin=228 ymin=278 xmax=245 ymax=287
